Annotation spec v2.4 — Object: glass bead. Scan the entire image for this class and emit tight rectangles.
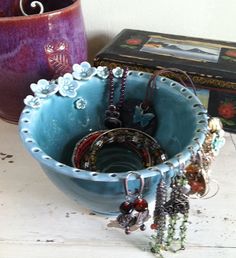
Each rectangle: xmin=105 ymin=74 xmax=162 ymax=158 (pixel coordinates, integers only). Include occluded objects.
xmin=181 ymin=184 xmax=191 ymax=194
xmin=133 ymin=197 xmax=148 ymax=212
xmin=189 ymin=180 xmax=205 ymax=193
xmin=169 ymin=240 xmax=182 ymax=253
xmin=186 ymin=164 xmax=199 ymax=174
xmin=125 ymin=227 xmax=131 ymax=235
xmin=150 ymin=223 xmax=158 ymax=230
xmin=140 ymin=224 xmax=146 ymax=231
xmin=119 ymin=201 xmax=134 ymax=214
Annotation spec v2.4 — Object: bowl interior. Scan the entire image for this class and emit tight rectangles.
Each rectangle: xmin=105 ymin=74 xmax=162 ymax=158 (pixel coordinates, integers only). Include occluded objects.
xmin=21 ymin=72 xmax=204 ymax=174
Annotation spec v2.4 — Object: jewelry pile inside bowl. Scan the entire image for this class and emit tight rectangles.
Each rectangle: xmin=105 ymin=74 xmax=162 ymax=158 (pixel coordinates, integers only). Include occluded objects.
xmin=72 ymin=128 xmax=167 ymax=172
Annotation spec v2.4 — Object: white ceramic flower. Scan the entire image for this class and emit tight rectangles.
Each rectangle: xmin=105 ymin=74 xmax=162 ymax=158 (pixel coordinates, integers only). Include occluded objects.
xmin=30 ymin=79 xmax=59 ymax=98
xmin=75 ymin=97 xmax=87 ymax=110
xmin=24 ymin=95 xmax=42 ymax=108
xmin=96 ymin=66 xmax=109 ymax=79
xmin=72 ymin=62 xmax=97 ymax=80
xmin=58 ymin=73 xmax=79 ymax=98
xmin=112 ymin=67 xmax=124 ymax=78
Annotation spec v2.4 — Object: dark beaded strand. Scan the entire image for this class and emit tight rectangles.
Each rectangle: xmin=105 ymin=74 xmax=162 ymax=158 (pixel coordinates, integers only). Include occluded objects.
xmin=117 ymin=67 xmax=128 ymax=110
xmin=150 ymin=179 xmax=167 ymax=254
xmin=108 ymin=68 xmax=128 ymax=108
xmin=108 ymin=69 xmax=115 ymax=105
xmin=105 ymin=67 xmax=128 ymax=129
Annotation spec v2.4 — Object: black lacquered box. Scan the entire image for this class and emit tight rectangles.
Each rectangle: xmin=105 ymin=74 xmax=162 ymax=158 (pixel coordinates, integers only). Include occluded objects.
xmin=94 ymin=29 xmax=236 ymax=133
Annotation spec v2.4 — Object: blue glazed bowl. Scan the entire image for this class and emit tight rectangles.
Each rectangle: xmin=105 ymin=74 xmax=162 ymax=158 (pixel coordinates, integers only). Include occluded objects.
xmin=19 ymin=69 xmax=208 ymax=214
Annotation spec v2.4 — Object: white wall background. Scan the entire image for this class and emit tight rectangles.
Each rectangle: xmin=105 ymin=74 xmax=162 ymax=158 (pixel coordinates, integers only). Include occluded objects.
xmin=82 ymin=0 xmax=236 ymax=62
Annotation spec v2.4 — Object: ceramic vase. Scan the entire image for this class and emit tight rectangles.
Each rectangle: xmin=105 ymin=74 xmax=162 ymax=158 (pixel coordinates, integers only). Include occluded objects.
xmin=0 ymin=0 xmax=87 ymax=123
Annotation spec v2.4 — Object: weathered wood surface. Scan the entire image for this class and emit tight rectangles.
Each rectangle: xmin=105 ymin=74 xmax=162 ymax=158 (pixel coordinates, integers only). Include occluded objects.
xmin=0 ymin=121 xmax=235 ymax=258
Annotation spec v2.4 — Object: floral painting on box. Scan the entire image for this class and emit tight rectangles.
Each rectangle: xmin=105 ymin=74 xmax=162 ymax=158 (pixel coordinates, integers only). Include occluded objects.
xmin=208 ymin=91 xmax=236 ymax=132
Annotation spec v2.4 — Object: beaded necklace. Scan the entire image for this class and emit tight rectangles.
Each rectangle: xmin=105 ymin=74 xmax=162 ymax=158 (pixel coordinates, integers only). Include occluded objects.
xmin=104 ymin=67 xmax=128 ymax=129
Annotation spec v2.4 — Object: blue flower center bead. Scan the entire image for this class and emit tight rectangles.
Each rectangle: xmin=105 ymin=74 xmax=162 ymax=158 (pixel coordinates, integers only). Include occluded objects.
xmin=42 ymin=89 xmax=50 ymax=94
xmin=81 ymin=72 xmax=87 ymax=77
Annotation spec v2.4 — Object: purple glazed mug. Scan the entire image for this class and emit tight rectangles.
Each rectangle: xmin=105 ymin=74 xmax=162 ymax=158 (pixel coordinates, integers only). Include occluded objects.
xmin=0 ymin=0 xmax=87 ymax=123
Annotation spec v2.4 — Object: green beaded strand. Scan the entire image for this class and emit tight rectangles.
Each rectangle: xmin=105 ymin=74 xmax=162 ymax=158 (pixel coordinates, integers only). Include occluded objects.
xmin=166 ymin=214 xmax=178 ymax=248
xmin=179 ymin=175 xmax=190 ymax=250
xmin=179 ymin=213 xmax=189 ymax=250
xmin=150 ymin=236 xmax=164 ymax=257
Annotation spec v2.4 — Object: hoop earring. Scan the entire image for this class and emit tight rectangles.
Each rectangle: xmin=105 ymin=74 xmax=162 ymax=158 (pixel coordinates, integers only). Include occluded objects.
xmin=117 ymin=172 xmax=149 ymax=234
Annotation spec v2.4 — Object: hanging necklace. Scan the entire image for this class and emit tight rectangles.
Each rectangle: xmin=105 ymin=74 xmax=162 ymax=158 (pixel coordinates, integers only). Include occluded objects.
xmin=119 ymin=72 xmax=158 ymax=136
xmin=104 ymin=67 xmax=128 ymax=129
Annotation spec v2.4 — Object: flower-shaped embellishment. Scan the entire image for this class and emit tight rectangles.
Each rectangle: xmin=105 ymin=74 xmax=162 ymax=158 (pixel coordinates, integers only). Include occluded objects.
xmin=30 ymin=79 xmax=59 ymax=98
xmin=112 ymin=67 xmax=124 ymax=78
xmin=211 ymin=131 xmax=225 ymax=156
xmin=75 ymin=97 xmax=87 ymax=110
xmin=96 ymin=66 xmax=109 ymax=79
xmin=24 ymin=95 xmax=42 ymax=108
xmin=72 ymin=62 xmax=97 ymax=80
xmin=218 ymin=102 xmax=235 ymax=120
xmin=58 ymin=73 xmax=79 ymax=98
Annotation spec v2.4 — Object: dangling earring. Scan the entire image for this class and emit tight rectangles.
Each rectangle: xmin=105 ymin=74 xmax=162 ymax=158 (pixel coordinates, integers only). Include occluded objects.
xmin=185 ymin=147 xmax=209 ymax=198
xmin=164 ymin=164 xmax=190 ymax=252
xmin=187 ymin=141 xmax=220 ymax=200
xmin=150 ymin=171 xmax=167 ymax=255
xmin=117 ymin=172 xmax=149 ymax=234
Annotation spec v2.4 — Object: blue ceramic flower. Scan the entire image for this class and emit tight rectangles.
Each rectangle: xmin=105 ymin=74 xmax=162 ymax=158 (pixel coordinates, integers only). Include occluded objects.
xmin=75 ymin=97 xmax=87 ymax=110
xmin=211 ymin=132 xmax=225 ymax=156
xmin=112 ymin=67 xmax=124 ymax=78
xmin=58 ymin=73 xmax=79 ymax=98
xmin=72 ymin=62 xmax=97 ymax=80
xmin=96 ymin=66 xmax=109 ymax=79
xmin=30 ymin=79 xmax=59 ymax=98
xmin=24 ymin=95 xmax=42 ymax=109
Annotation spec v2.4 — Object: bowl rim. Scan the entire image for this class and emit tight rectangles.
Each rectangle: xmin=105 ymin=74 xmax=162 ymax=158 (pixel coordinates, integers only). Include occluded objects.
xmin=19 ymin=70 xmax=209 ymax=182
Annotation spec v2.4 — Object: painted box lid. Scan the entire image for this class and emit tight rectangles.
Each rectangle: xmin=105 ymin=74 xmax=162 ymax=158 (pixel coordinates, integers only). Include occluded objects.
xmin=95 ymin=29 xmax=236 ymax=85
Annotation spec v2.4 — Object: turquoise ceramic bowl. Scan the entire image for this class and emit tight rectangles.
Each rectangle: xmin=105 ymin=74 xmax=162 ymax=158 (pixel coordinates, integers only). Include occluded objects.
xmin=19 ymin=69 xmax=208 ymax=214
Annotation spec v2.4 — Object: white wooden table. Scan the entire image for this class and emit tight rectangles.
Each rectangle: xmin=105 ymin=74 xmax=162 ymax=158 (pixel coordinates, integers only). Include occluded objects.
xmin=0 ymin=120 xmax=236 ymax=258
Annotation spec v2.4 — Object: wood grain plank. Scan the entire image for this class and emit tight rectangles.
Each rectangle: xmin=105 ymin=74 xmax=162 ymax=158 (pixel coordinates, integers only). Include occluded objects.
xmin=0 ymin=121 xmax=235 ymax=258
